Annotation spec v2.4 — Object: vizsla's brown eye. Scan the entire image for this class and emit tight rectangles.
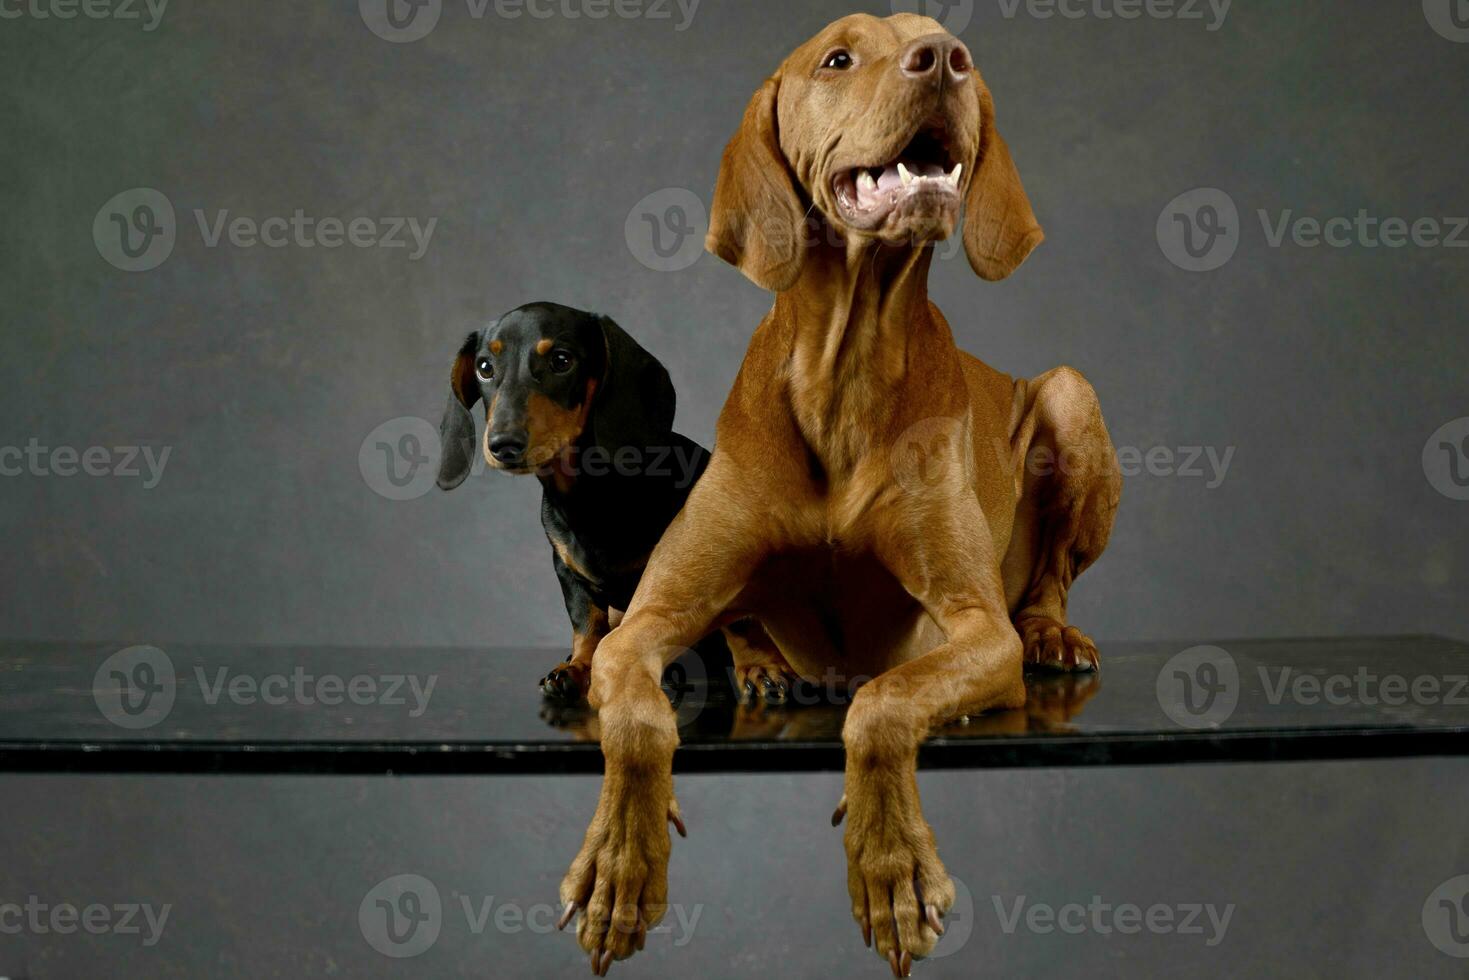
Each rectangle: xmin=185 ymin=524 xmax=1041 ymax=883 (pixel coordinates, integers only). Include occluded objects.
xmin=475 ymin=357 xmax=494 ymax=382
xmin=549 ymin=351 xmax=575 ymax=374
xmin=822 ymin=50 xmax=853 ymax=70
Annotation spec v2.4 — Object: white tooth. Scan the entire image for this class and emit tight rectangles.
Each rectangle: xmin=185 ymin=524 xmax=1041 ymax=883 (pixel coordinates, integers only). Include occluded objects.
xmin=858 ymin=171 xmax=878 ymax=193
xmin=898 ymin=162 xmax=914 ymax=186
xmin=949 ymin=163 xmax=963 ymax=186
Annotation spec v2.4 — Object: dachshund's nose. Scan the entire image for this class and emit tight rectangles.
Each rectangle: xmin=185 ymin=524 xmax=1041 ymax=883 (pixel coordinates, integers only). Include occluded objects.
xmin=489 ymin=432 xmax=528 ymax=465
xmin=899 ymin=34 xmax=972 ymax=85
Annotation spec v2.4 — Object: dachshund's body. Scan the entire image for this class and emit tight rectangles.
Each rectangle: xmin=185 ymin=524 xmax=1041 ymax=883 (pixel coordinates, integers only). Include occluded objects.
xmin=437 ymin=302 xmax=789 ymax=700
xmin=560 ymin=13 xmax=1122 ymax=977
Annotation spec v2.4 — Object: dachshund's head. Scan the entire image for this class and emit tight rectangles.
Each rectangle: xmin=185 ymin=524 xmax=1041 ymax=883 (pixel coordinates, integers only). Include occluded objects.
xmin=707 ymin=12 xmax=1042 ymax=289
xmin=436 ymin=303 xmax=676 ymax=490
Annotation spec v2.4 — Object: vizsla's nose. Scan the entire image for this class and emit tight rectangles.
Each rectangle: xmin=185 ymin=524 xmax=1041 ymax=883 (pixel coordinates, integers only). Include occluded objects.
xmin=899 ymin=34 xmax=972 ymax=84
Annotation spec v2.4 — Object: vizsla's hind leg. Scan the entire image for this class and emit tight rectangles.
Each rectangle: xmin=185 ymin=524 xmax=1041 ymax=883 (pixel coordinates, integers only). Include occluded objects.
xmin=1002 ymin=367 xmax=1122 ymax=673
xmin=723 ymin=618 xmax=800 ymax=704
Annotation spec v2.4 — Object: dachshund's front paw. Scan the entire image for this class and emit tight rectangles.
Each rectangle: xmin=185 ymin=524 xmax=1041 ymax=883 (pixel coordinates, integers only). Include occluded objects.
xmin=560 ymin=787 xmax=684 ymax=974
xmin=541 ymin=659 xmax=591 ymax=702
xmin=842 ymin=785 xmax=952 ymax=976
xmin=1017 ymin=617 xmax=1100 ymax=673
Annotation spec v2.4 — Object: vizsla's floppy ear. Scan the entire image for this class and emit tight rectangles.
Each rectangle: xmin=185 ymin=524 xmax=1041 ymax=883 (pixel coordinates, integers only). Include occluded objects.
xmin=437 ymin=331 xmax=481 ymax=491
xmin=706 ymin=75 xmax=807 ymax=292
xmin=591 ymin=316 xmax=675 ymax=456
xmin=963 ymin=87 xmax=1044 ymax=282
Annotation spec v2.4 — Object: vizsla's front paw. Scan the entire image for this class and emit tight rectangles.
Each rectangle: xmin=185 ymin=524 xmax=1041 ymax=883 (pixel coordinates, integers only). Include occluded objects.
xmin=560 ymin=793 xmax=685 ymax=973
xmin=541 ymin=659 xmax=591 ymax=702
xmin=1017 ymin=617 xmax=1100 ymax=673
xmin=843 ymin=793 xmax=953 ymax=976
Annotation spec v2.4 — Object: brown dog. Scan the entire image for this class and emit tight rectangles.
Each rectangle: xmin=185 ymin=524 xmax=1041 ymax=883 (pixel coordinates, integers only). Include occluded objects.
xmin=559 ymin=12 xmax=1121 ymax=976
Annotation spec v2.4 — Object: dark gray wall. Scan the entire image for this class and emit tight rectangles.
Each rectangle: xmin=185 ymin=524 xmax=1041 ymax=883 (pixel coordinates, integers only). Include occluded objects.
xmin=0 ymin=0 xmax=1465 ymax=649
xmin=4 ymin=761 xmax=1469 ymax=978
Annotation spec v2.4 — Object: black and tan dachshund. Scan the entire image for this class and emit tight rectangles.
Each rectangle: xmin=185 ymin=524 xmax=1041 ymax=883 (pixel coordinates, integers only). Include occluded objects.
xmin=436 ymin=302 xmax=793 ymax=702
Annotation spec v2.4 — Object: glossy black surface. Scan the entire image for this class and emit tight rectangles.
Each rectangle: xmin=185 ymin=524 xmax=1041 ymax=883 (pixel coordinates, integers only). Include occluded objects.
xmin=1 ymin=636 xmax=1467 ymax=773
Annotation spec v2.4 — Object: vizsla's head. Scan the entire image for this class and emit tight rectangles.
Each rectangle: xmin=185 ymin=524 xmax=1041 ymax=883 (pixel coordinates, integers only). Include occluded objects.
xmin=707 ymin=13 xmax=1043 ymax=290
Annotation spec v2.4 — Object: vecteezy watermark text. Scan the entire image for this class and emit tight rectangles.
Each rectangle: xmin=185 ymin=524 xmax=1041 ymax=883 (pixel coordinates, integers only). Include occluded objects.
xmin=360 ymin=414 xmax=707 ymax=500
xmin=197 ymin=666 xmax=438 ymax=718
xmin=1158 ymin=188 xmax=1469 ymax=271
xmin=0 ymin=0 xmax=168 ymax=30
xmin=0 ymin=897 xmax=170 ymax=947
xmin=992 ymin=895 xmax=1235 ymax=946
xmin=359 ymin=0 xmax=700 ymax=43
xmin=358 ymin=874 xmax=703 ymax=958
xmin=94 ymin=188 xmax=438 ymax=272
xmin=996 ymin=0 xmax=1231 ymax=32
xmin=0 ymin=440 xmax=170 ymax=488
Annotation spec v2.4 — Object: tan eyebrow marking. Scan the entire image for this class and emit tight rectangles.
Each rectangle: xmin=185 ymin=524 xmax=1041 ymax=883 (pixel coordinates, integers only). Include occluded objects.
xmin=536 ymin=339 xmax=554 ymax=356
xmin=489 ymin=339 xmax=504 ymax=355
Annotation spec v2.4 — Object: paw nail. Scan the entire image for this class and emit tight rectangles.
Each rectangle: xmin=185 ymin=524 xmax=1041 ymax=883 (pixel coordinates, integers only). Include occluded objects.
xmin=888 ymin=949 xmax=901 ymax=977
xmin=558 ymin=902 xmax=577 ymax=931
xmin=599 ymin=949 xmax=614 ymax=975
xmin=900 ymin=951 xmax=912 ymax=976
xmin=926 ymin=904 xmax=944 ymax=935
xmin=668 ymin=810 xmax=688 ymax=838
xmin=832 ymin=797 xmax=847 ymax=826
xmin=862 ymin=921 xmax=872 ymax=947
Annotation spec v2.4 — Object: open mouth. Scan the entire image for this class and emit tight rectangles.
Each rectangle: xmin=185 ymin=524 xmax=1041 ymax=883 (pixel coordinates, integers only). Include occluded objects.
xmin=832 ymin=125 xmax=964 ymax=228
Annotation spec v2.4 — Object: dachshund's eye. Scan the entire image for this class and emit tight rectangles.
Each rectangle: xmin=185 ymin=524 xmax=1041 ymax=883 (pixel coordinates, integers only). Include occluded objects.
xmin=475 ymin=357 xmax=494 ymax=383
xmin=549 ymin=351 xmax=575 ymax=374
xmin=821 ymin=50 xmax=853 ymax=71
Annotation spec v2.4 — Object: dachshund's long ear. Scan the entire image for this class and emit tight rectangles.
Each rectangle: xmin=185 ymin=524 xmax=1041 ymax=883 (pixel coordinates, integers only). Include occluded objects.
xmin=591 ymin=316 xmax=675 ymax=456
xmin=706 ymin=75 xmax=807 ymax=293
xmin=437 ymin=331 xmax=481 ymax=491
xmin=963 ymin=85 xmax=1044 ymax=282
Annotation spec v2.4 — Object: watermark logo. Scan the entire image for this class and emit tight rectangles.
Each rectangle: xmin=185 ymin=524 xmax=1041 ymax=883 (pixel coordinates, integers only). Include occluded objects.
xmin=95 ymin=187 xmax=439 ymax=270
xmin=1161 ymin=189 xmax=1467 ymax=271
xmin=892 ymin=416 xmax=967 ymax=496
xmin=1157 ymin=645 xmax=1238 ymax=728
xmin=662 ymin=647 xmax=709 ymax=727
xmin=625 ymin=188 xmax=707 ymax=272
xmin=995 ymin=0 xmax=1230 ymax=31
xmin=1423 ymin=874 xmax=1469 ymax=957
xmin=1157 ymin=188 xmax=1239 ymax=272
xmin=0 ymin=0 xmax=168 ymax=30
xmin=93 ymin=646 xmax=176 ymax=730
xmin=360 ymin=874 xmax=443 ymax=958
xmin=94 ymin=188 xmax=176 ymax=272
xmin=361 ymin=416 xmax=440 ymax=501
xmin=360 ymin=0 xmax=443 ymax=43
xmin=1424 ymin=417 xmax=1469 ymax=501
xmin=359 ymin=874 xmax=702 ymax=955
xmin=891 ymin=0 xmax=974 ymax=35
xmin=993 ymin=894 xmax=1234 ymax=945
xmin=1424 ymin=0 xmax=1469 ymax=42
xmin=928 ymin=874 xmax=975 ymax=958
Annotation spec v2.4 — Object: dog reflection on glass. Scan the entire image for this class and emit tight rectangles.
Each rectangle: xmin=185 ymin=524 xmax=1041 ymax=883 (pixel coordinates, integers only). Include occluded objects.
xmin=436 ymin=302 xmax=792 ymax=703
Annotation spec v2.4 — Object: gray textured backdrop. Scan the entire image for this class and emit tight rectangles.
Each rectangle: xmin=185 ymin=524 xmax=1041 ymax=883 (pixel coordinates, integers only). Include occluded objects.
xmin=1 ymin=0 xmax=1466 ymax=649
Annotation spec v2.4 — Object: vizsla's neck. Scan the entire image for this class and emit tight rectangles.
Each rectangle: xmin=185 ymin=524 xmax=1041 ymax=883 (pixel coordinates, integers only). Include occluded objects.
xmin=777 ymin=239 xmax=936 ymax=469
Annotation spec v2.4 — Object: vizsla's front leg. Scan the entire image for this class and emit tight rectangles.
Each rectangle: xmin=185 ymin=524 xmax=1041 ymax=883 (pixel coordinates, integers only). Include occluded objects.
xmin=559 ymin=464 xmax=768 ymax=973
xmin=841 ymin=484 xmax=1025 ymax=977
